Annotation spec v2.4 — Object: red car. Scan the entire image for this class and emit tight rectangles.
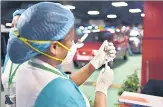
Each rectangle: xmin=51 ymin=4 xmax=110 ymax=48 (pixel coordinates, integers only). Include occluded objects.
xmin=74 ymin=30 xmax=129 ymax=68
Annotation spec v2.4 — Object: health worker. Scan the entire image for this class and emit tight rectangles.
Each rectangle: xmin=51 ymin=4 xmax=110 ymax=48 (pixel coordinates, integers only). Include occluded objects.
xmin=1 ymin=9 xmax=25 ymax=107
xmin=7 ymin=2 xmax=116 ymax=107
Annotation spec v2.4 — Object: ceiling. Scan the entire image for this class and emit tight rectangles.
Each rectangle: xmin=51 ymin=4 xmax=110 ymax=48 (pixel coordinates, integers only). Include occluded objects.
xmin=1 ymin=1 xmax=144 ymax=26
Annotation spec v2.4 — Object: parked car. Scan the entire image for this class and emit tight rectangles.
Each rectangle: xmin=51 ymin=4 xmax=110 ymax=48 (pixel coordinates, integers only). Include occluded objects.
xmin=73 ymin=30 xmax=129 ymax=68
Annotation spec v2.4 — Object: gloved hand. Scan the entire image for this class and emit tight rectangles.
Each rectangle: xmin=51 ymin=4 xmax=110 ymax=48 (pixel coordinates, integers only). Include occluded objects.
xmin=95 ymin=66 xmax=114 ymax=96
xmin=90 ymin=40 xmax=116 ymax=69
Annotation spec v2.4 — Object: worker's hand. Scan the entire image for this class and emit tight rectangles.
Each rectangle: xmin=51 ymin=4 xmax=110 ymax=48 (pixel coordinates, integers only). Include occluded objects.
xmin=95 ymin=66 xmax=114 ymax=96
xmin=90 ymin=40 xmax=116 ymax=69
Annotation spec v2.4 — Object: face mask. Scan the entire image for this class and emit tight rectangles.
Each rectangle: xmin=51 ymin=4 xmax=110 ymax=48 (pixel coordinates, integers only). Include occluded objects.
xmin=61 ymin=41 xmax=77 ymax=64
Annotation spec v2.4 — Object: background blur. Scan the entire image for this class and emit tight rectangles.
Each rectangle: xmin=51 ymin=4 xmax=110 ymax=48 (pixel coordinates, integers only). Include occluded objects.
xmin=1 ymin=1 xmax=163 ymax=107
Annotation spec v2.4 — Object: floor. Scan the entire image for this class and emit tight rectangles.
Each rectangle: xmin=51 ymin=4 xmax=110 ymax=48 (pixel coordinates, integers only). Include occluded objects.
xmin=1 ymin=55 xmax=142 ymax=107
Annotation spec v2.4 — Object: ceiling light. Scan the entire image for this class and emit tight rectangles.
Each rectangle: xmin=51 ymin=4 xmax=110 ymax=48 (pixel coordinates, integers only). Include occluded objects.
xmin=141 ymin=13 xmax=145 ymax=17
xmin=111 ymin=2 xmax=128 ymax=7
xmin=107 ymin=14 xmax=117 ymax=18
xmin=129 ymin=9 xmax=141 ymax=13
xmin=5 ymin=23 xmax=12 ymax=27
xmin=88 ymin=11 xmax=100 ymax=15
xmin=64 ymin=5 xmax=76 ymax=10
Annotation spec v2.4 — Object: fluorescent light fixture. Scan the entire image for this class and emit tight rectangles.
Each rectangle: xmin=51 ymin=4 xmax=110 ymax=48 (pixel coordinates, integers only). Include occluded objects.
xmin=6 ymin=23 xmax=12 ymax=27
xmin=141 ymin=13 xmax=145 ymax=17
xmin=88 ymin=26 xmax=93 ymax=29
xmin=111 ymin=2 xmax=128 ymax=7
xmin=129 ymin=9 xmax=141 ymax=13
xmin=79 ymin=26 xmax=84 ymax=30
xmin=107 ymin=14 xmax=117 ymax=18
xmin=64 ymin=5 xmax=76 ymax=10
xmin=88 ymin=11 xmax=100 ymax=15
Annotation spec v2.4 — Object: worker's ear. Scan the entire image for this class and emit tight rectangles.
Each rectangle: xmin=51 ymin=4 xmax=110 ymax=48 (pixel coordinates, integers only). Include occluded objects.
xmin=49 ymin=41 xmax=57 ymax=56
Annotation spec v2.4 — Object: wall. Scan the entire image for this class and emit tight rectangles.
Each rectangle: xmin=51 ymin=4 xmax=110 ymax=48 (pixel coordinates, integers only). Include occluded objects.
xmin=141 ymin=1 xmax=163 ymax=86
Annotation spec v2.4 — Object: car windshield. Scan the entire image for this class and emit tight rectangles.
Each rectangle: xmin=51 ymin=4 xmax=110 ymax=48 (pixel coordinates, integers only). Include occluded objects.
xmin=83 ymin=32 xmax=112 ymax=43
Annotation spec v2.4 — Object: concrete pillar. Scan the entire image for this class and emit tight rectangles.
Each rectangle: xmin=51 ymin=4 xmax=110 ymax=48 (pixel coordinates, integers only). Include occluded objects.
xmin=141 ymin=1 xmax=163 ymax=86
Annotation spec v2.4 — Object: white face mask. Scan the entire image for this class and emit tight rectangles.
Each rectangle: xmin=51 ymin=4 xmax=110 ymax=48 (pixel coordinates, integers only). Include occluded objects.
xmin=62 ymin=41 xmax=77 ymax=64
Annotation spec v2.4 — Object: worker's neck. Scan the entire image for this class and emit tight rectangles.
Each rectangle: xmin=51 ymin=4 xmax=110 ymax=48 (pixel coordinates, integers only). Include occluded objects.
xmin=36 ymin=55 xmax=58 ymax=68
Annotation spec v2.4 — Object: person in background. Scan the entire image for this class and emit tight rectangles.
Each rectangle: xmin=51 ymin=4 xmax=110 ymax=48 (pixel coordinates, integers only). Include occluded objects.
xmin=7 ymin=2 xmax=116 ymax=107
xmin=1 ymin=9 xmax=25 ymax=107
xmin=2 ymin=9 xmax=25 ymax=73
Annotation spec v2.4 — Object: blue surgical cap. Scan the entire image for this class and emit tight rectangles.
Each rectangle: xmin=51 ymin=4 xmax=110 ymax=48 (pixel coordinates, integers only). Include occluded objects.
xmin=7 ymin=2 xmax=75 ymax=64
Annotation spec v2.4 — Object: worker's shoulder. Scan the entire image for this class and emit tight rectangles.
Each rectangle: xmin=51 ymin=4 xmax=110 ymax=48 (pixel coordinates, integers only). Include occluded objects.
xmin=45 ymin=77 xmax=81 ymax=96
xmin=35 ymin=77 xmax=86 ymax=107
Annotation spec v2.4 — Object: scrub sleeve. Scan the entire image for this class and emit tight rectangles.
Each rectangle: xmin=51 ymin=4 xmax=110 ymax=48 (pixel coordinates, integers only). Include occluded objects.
xmin=15 ymin=58 xmax=90 ymax=107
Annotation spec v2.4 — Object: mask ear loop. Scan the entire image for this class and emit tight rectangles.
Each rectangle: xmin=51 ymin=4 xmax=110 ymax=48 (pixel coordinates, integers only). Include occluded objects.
xmin=56 ymin=41 xmax=72 ymax=52
xmin=20 ymin=39 xmax=64 ymax=62
xmin=17 ymin=37 xmax=71 ymax=52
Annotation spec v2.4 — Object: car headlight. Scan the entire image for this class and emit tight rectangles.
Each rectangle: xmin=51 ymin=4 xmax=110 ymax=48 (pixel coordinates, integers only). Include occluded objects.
xmin=82 ymin=52 xmax=86 ymax=55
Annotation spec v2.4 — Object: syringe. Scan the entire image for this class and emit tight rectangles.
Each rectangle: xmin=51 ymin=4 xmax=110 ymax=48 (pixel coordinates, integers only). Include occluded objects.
xmin=104 ymin=41 xmax=114 ymax=69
